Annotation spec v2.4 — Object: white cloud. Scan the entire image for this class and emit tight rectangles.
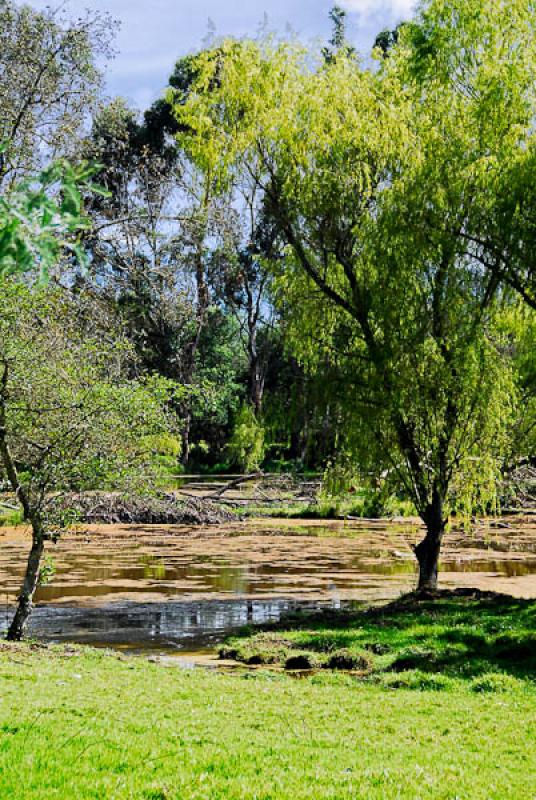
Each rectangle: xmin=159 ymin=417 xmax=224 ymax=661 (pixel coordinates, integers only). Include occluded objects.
xmin=340 ymin=0 xmax=416 ymax=20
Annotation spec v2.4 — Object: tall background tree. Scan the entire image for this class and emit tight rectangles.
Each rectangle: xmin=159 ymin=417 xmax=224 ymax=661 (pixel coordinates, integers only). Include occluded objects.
xmin=0 ymin=0 xmax=115 ymax=190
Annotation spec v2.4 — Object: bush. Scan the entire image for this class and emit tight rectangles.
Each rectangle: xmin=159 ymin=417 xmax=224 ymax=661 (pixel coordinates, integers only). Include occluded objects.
xmin=376 ymin=671 xmax=454 ymax=692
xmin=228 ymin=404 xmax=265 ymax=472
xmin=323 ymin=649 xmax=372 ymax=671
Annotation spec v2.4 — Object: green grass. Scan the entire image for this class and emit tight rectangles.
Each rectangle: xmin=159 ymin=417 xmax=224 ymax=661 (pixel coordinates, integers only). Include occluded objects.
xmin=235 ymin=496 xmax=416 ymax=520
xmin=0 ymin=594 xmax=535 ymax=799
xmin=221 ymin=593 xmax=536 ymax=687
xmin=0 ymin=507 xmax=24 ymax=527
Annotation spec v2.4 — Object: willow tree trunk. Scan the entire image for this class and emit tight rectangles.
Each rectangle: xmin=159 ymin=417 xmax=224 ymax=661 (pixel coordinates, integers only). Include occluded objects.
xmin=414 ymin=494 xmax=447 ymax=592
xmin=6 ymin=531 xmax=44 ymax=640
xmin=414 ymin=528 xmax=443 ymax=591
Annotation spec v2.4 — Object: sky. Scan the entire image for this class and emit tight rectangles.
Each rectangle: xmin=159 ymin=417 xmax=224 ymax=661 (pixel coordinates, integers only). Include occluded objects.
xmin=26 ymin=0 xmax=416 ymax=110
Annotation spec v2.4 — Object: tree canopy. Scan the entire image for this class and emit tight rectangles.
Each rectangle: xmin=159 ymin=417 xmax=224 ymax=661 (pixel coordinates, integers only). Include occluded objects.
xmin=171 ymin=0 xmax=536 ymax=588
xmin=0 ymin=0 xmax=114 ymax=188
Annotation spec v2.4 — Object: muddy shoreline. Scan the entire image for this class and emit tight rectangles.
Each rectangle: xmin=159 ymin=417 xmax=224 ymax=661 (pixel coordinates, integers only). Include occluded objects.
xmin=2 ymin=515 xmax=536 ymax=653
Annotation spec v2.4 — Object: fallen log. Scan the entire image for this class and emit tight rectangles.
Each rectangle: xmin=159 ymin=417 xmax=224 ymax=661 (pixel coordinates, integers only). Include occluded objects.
xmin=205 ymin=472 xmax=264 ymax=499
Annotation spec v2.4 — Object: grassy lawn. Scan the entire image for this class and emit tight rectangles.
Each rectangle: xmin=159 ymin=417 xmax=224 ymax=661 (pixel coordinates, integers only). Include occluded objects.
xmin=0 ymin=595 xmax=535 ymax=799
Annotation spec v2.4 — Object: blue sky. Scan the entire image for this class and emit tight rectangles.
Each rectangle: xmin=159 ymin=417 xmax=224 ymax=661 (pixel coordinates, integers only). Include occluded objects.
xmin=27 ymin=0 xmax=416 ymax=110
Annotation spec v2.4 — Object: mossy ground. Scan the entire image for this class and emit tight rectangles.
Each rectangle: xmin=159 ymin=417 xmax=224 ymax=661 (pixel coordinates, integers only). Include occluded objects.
xmin=0 ymin=594 xmax=535 ymax=799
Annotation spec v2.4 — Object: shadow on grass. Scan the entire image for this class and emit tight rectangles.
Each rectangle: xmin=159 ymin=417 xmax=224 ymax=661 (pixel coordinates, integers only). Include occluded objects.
xmin=220 ymin=590 xmax=536 ymax=684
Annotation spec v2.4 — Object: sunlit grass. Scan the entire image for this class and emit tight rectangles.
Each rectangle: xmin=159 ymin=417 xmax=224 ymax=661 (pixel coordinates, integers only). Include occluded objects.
xmin=234 ymin=496 xmax=416 ymax=520
xmin=0 ymin=595 xmax=535 ymax=799
xmin=0 ymin=507 xmax=24 ymax=527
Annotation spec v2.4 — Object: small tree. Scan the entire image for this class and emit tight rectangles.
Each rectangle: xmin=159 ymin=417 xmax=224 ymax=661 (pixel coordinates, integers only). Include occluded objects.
xmin=228 ymin=403 xmax=265 ymax=473
xmin=0 ymin=282 xmax=173 ymax=640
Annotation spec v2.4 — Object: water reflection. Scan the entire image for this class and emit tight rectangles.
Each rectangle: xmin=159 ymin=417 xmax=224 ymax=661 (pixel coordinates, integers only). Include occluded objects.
xmin=1 ymin=521 xmax=536 ymax=653
xmin=26 ymin=555 xmax=536 ymax=603
xmin=0 ymin=598 xmax=349 ymax=653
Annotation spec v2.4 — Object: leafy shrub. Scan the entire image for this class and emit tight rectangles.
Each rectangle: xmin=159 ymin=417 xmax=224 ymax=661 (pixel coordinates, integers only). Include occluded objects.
xmin=323 ymin=649 xmax=372 ymax=671
xmin=228 ymin=404 xmax=265 ymax=472
xmin=285 ymin=654 xmax=316 ymax=670
xmin=377 ymin=670 xmax=454 ymax=691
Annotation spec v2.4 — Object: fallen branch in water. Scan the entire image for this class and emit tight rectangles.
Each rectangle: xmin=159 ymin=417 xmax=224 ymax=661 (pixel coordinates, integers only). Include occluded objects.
xmin=205 ymin=472 xmax=264 ymax=499
xmin=0 ymin=501 xmax=19 ymax=511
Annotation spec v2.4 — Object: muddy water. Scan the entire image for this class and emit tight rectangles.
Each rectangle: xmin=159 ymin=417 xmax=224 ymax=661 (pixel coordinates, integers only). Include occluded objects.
xmin=1 ymin=517 xmax=535 ymax=653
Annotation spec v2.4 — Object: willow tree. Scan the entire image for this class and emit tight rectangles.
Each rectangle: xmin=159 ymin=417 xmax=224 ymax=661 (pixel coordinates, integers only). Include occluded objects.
xmin=171 ymin=0 xmax=535 ymax=591
xmin=390 ymin=0 xmax=536 ymax=311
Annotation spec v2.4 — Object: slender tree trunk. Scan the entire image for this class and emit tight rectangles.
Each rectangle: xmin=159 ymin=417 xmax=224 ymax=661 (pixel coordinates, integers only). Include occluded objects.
xmin=246 ymin=301 xmax=264 ymax=416
xmin=414 ymin=492 xmax=447 ymax=592
xmin=250 ymin=355 xmax=264 ymax=416
xmin=6 ymin=532 xmax=45 ymax=641
xmin=180 ymin=228 xmax=210 ymax=466
xmin=181 ymin=412 xmax=194 ymax=467
xmin=0 ymin=368 xmax=46 ymax=640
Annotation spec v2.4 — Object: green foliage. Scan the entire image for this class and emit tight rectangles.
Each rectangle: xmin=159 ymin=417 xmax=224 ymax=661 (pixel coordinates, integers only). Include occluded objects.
xmin=322 ymin=5 xmax=356 ymax=63
xmin=321 ymin=459 xmax=360 ymax=499
xmin=471 ymin=672 xmax=528 ymax=694
xmin=228 ymin=404 xmax=265 ymax=472
xmin=0 ymin=508 xmax=23 ymax=527
xmin=0 ymin=159 xmax=106 ymax=281
xmin=186 ymin=309 xmax=248 ymax=466
xmin=190 ymin=310 xmax=246 ymax=427
xmin=318 ymin=458 xmax=415 ymax=519
xmin=37 ymin=556 xmax=56 ymax=587
xmin=0 ymin=281 xmax=175 ymax=528
xmin=235 ymin=496 xmax=416 ymax=520
xmin=141 ymin=432 xmax=183 ymax=484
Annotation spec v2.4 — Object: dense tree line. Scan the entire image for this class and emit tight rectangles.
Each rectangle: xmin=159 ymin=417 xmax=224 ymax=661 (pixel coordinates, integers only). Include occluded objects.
xmin=0 ymin=0 xmax=535 ymax=630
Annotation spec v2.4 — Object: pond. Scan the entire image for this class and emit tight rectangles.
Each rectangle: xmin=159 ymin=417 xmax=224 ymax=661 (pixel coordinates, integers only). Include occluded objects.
xmin=1 ymin=518 xmax=535 ymax=654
